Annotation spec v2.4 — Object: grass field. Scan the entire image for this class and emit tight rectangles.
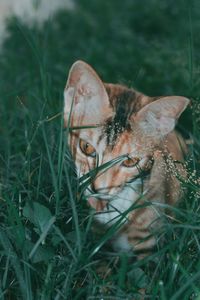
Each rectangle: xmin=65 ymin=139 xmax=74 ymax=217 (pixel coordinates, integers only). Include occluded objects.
xmin=0 ymin=0 xmax=200 ymax=299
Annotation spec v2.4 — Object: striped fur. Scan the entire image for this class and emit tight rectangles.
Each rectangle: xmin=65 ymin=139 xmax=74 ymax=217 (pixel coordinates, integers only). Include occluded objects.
xmin=64 ymin=61 xmax=189 ymax=255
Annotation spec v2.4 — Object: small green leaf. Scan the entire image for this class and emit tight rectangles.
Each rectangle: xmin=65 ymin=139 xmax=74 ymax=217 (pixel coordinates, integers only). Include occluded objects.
xmin=127 ymin=267 xmax=149 ymax=289
xmin=23 ymin=202 xmax=53 ymax=232
xmin=24 ymin=240 xmax=54 ymax=263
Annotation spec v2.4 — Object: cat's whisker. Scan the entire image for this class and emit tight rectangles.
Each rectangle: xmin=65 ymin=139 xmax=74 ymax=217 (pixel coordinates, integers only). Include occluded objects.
xmin=86 ymin=194 xmax=113 ymax=201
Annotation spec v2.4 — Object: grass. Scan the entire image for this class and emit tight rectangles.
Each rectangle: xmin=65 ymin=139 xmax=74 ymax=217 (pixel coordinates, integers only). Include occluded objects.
xmin=0 ymin=0 xmax=200 ymax=299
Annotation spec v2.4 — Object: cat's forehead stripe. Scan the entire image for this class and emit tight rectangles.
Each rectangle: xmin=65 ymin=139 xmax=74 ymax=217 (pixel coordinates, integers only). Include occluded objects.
xmin=104 ymin=86 xmax=142 ymax=147
xmin=111 ymin=131 xmax=132 ymax=154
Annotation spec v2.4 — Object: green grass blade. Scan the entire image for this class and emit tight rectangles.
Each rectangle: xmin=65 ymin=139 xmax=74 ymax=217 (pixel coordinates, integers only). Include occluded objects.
xmin=42 ymin=125 xmax=60 ymax=215
xmin=29 ymin=216 xmax=56 ymax=260
xmin=63 ymin=163 xmax=82 ymax=256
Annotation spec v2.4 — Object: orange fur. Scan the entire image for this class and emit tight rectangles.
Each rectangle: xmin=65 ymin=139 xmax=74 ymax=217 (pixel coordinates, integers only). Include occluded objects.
xmin=64 ymin=60 xmax=189 ymax=255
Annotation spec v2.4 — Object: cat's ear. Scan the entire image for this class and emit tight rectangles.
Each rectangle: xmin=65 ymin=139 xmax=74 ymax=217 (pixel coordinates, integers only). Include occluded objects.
xmin=134 ymin=96 xmax=190 ymax=137
xmin=64 ymin=60 xmax=110 ymax=126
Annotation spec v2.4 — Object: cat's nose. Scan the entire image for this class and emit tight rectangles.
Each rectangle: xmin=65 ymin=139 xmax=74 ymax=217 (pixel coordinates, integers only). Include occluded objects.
xmin=91 ymin=180 xmax=119 ymax=195
xmin=91 ymin=182 xmax=106 ymax=193
xmin=91 ymin=169 xmax=122 ymax=195
xmin=91 ymin=181 xmax=108 ymax=194
xmin=91 ymin=182 xmax=97 ymax=193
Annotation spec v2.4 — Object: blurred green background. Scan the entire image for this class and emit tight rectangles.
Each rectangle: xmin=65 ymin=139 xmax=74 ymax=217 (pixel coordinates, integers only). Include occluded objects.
xmin=1 ymin=0 xmax=200 ymax=96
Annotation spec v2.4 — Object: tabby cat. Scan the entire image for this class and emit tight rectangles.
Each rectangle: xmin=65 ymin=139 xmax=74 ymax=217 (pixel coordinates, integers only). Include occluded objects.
xmin=64 ymin=60 xmax=189 ymax=255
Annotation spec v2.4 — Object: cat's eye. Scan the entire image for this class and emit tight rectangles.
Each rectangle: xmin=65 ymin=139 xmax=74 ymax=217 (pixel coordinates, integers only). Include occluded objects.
xmin=122 ymin=157 xmax=140 ymax=168
xmin=79 ymin=139 xmax=96 ymax=157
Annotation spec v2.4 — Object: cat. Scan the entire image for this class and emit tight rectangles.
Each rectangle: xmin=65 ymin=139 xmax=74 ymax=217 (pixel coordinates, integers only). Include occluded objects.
xmin=64 ymin=60 xmax=189 ymax=255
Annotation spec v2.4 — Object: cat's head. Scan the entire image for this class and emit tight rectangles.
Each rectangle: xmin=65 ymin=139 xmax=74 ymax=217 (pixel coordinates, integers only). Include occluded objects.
xmin=64 ymin=61 xmax=189 ymax=210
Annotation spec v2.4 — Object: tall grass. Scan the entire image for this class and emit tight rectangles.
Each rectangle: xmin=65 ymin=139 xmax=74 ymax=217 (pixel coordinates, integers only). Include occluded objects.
xmin=0 ymin=0 xmax=200 ymax=299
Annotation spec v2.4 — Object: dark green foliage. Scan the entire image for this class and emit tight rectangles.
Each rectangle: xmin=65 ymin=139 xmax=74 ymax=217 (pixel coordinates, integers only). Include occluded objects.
xmin=0 ymin=0 xmax=200 ymax=299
